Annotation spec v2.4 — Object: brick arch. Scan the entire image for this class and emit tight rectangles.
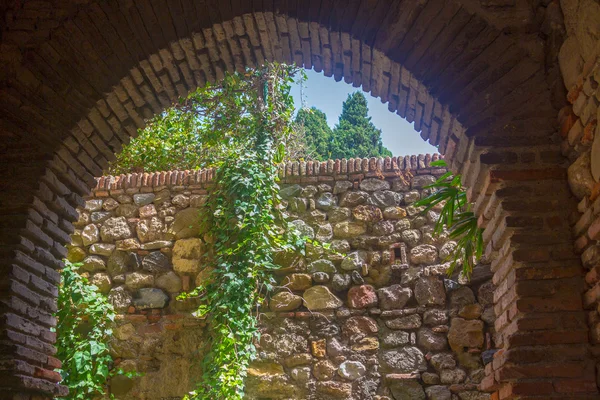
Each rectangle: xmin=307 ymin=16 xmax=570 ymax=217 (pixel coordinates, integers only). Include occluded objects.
xmin=0 ymin=1 xmax=595 ymax=399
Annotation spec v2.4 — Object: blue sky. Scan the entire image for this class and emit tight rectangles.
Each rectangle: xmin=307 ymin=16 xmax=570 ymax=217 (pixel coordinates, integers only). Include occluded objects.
xmin=290 ymin=69 xmax=437 ymax=157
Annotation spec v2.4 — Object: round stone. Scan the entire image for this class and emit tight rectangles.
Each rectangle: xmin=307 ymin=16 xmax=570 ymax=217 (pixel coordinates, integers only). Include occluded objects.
xmin=337 ymin=361 xmax=366 ymax=380
xmin=269 ymin=291 xmax=303 ymax=311
xmin=303 ymin=286 xmax=343 ymax=310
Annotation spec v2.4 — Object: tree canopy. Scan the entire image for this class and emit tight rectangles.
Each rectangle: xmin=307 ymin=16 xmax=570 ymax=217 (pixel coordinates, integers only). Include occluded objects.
xmin=295 ymin=107 xmax=332 ymax=161
xmin=330 ymin=92 xmax=392 ymax=160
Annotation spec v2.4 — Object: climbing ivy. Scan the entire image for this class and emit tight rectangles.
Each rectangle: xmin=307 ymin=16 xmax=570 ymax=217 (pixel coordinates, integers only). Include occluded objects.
xmin=176 ymin=63 xmax=306 ymax=400
xmin=55 ymin=260 xmax=116 ymax=399
xmin=414 ymin=159 xmax=484 ymax=278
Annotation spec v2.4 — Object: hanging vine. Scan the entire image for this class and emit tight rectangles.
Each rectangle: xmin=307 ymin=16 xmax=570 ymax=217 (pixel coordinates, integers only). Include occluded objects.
xmin=55 ymin=260 xmax=116 ymax=399
xmin=175 ymin=63 xmax=306 ymax=400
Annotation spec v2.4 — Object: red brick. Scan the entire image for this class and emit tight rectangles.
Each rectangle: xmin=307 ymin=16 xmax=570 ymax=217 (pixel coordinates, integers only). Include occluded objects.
xmin=553 ymin=378 xmax=598 ymax=393
xmin=34 ymin=367 xmax=61 ymax=383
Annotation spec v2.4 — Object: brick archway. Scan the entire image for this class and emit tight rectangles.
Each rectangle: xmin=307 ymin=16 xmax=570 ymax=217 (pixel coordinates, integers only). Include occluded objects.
xmin=0 ymin=1 xmax=595 ymax=398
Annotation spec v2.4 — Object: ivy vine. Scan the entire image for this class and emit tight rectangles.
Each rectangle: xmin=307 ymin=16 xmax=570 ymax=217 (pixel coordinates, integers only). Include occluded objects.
xmin=55 ymin=260 xmax=116 ymax=399
xmin=174 ymin=63 xmax=306 ymax=400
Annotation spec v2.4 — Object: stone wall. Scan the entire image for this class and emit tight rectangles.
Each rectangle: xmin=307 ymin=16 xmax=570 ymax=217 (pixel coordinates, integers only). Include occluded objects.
xmin=559 ymin=0 xmax=600 ymax=390
xmin=67 ymin=155 xmax=493 ymax=400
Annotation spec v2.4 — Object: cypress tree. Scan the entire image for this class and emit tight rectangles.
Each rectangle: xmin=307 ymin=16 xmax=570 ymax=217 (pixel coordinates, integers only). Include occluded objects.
xmin=330 ymin=91 xmax=392 ymax=159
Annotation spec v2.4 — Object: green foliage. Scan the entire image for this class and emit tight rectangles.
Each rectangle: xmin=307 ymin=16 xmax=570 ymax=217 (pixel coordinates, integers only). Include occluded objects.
xmin=108 ymin=69 xmax=308 ymax=174
xmin=56 ymin=261 xmax=116 ymax=399
xmin=414 ymin=159 xmax=484 ymax=278
xmin=330 ymin=92 xmax=392 ymax=160
xmin=180 ymin=63 xmax=305 ymax=400
xmin=295 ymin=107 xmax=333 ymax=160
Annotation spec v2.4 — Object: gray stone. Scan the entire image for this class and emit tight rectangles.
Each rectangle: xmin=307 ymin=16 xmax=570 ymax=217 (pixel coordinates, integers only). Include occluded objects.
xmin=91 ymin=211 xmax=112 ymax=223
xmin=415 ymin=276 xmax=446 ymax=306
xmin=423 ymin=309 xmax=448 ymax=326
xmin=340 ymin=191 xmax=369 ymax=207
xmin=440 ymin=368 xmax=466 ymax=384
xmin=410 ymin=244 xmax=438 ymax=264
xmin=439 ymin=241 xmax=457 ymax=261
xmin=81 ymin=255 xmax=106 ymax=272
xmin=395 ymin=219 xmax=411 ymax=232
xmin=136 ymin=216 xmax=164 ymax=243
xmin=89 ymin=243 xmax=115 ymax=257
xmin=172 ymin=194 xmax=190 ymax=208
xmin=155 ymin=272 xmax=182 ymax=293
xmin=312 ymin=272 xmax=330 ymax=283
xmin=290 ymin=367 xmax=311 ymax=383
xmin=141 ymin=251 xmax=171 ymax=273
xmin=333 ymin=221 xmax=366 ymax=238
xmin=315 ymin=223 xmax=333 ymax=242
xmin=100 ymin=217 xmax=133 ymax=242
xmin=332 ymin=274 xmax=352 ymax=291
xmin=425 ymin=385 xmax=451 ymax=400
xmin=329 ymin=207 xmax=352 ymax=222
xmin=381 ymin=347 xmax=427 ymax=373
xmin=316 ymin=192 xmax=337 ymax=210
xmin=108 ymin=286 xmax=133 ymax=312
xmin=341 ymin=251 xmax=368 ymax=271
xmin=308 ymin=259 xmax=337 ymax=274
xmin=85 ymin=199 xmax=103 ymax=212
xmin=134 ymin=288 xmax=169 ymax=309
xmin=383 ymin=206 xmax=407 ymax=219
xmin=327 ymin=338 xmax=347 ymax=357
xmin=289 ymin=220 xmax=315 ymax=239
xmin=430 ymin=353 xmax=456 ymax=371
xmin=280 ymin=184 xmax=303 ymax=199
xmin=370 ymin=190 xmax=401 ymax=207
xmin=417 ymin=328 xmax=448 ymax=351
xmin=107 ymin=251 xmax=130 ymax=276
xmin=116 ymin=204 xmax=138 ymax=218
xmin=133 ymin=193 xmax=155 ymax=206
xmin=386 ymin=314 xmax=422 ymax=330
xmin=140 ymin=240 xmax=173 ymax=250
xmin=449 ymin=286 xmax=476 ymax=310
xmin=351 ymin=270 xmax=365 ymax=285
xmin=381 ymin=330 xmax=410 ymax=348
xmin=338 ymin=361 xmax=366 ymax=381
xmin=302 ymin=185 xmax=318 ymax=197
xmin=390 ymin=380 xmax=425 ymax=400
xmin=422 ymin=372 xmax=440 ymax=385
xmin=373 ymin=220 xmax=394 ymax=236
xmin=377 ymin=285 xmax=412 ymax=310
xmin=458 ymin=392 xmax=491 ymax=400
xmin=412 ymin=174 xmax=436 ymax=189
xmin=125 ymin=272 xmax=154 ymax=290
xmin=403 ymin=191 xmax=421 ymax=204
xmin=333 ymin=181 xmax=353 ymax=194
xmin=360 ymin=178 xmax=390 ymax=192
xmin=102 ymin=198 xmax=119 ymax=211
xmin=81 ymin=224 xmax=100 ymax=246
xmin=401 ymin=229 xmax=421 ymax=247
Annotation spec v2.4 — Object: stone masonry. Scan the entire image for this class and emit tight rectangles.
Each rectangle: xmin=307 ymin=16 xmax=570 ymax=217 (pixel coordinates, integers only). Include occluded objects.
xmin=71 ymin=156 xmax=494 ymax=399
